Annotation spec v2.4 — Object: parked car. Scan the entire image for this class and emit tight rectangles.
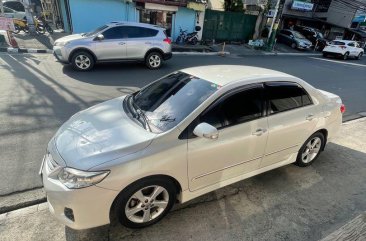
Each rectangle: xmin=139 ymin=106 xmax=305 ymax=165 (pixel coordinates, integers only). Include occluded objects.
xmin=2 ymin=6 xmax=25 ymax=19
xmin=40 ymin=65 xmax=344 ymax=230
xmin=323 ymin=40 xmax=364 ymax=60
xmin=53 ymin=21 xmax=172 ymax=71
xmin=276 ymin=29 xmax=312 ymax=50
xmin=2 ymin=0 xmax=25 ymax=12
xmin=294 ymin=26 xmax=328 ymax=51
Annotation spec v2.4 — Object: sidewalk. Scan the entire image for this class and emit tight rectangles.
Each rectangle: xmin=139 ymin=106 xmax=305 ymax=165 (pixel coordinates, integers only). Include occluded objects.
xmin=1 ymin=117 xmax=366 ymax=241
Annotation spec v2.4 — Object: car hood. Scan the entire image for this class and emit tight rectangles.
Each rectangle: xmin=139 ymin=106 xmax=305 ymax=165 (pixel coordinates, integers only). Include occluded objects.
xmin=54 ymin=34 xmax=86 ymax=44
xmin=297 ymin=38 xmax=312 ymax=45
xmin=54 ymin=96 xmax=157 ymax=170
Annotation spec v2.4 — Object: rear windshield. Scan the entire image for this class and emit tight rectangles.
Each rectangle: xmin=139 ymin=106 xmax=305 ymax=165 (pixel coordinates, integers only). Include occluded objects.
xmin=330 ymin=41 xmax=345 ymax=45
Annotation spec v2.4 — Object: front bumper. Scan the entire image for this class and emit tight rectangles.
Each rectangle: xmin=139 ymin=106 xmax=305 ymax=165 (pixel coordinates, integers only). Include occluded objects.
xmin=41 ymin=157 xmax=119 ymax=230
xmin=53 ymin=46 xmax=69 ymax=63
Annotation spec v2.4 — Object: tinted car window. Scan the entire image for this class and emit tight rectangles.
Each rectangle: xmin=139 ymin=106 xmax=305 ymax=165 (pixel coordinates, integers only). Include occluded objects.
xmin=132 ymin=72 xmax=218 ymax=133
xmin=102 ymin=26 xmax=126 ymax=39
xmin=124 ymin=26 xmax=158 ymax=38
xmin=347 ymin=42 xmax=355 ymax=47
xmin=4 ymin=2 xmax=24 ymax=11
xmin=266 ymin=82 xmax=312 ymax=114
xmin=331 ymin=41 xmax=345 ymax=45
xmin=4 ymin=7 xmax=13 ymax=13
xmin=200 ymin=87 xmax=263 ymax=129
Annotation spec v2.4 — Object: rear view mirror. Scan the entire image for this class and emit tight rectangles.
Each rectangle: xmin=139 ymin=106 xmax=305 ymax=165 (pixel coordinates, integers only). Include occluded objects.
xmin=95 ymin=34 xmax=104 ymax=41
xmin=193 ymin=123 xmax=219 ymax=140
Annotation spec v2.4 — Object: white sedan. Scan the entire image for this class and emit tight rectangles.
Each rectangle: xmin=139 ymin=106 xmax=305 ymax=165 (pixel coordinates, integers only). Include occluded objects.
xmin=40 ymin=66 xmax=344 ymax=230
xmin=323 ymin=40 xmax=364 ymax=60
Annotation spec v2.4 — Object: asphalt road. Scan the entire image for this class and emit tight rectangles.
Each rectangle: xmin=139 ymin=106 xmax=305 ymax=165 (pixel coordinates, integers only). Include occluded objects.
xmin=0 ymin=53 xmax=365 ymax=195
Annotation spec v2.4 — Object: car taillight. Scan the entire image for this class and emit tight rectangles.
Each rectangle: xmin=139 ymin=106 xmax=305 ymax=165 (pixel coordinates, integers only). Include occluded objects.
xmin=340 ymin=104 xmax=346 ymax=114
xmin=339 ymin=46 xmax=346 ymax=49
xmin=163 ymin=38 xmax=171 ymax=44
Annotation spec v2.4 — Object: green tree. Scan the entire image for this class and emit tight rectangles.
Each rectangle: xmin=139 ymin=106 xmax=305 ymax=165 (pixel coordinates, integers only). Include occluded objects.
xmin=224 ymin=0 xmax=244 ymax=12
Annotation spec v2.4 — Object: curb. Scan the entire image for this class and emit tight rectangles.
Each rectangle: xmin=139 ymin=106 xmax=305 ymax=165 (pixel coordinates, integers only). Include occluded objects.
xmin=0 ymin=47 xmax=53 ymax=54
xmin=173 ymin=51 xmax=230 ymax=56
xmin=264 ymin=52 xmax=322 ymax=56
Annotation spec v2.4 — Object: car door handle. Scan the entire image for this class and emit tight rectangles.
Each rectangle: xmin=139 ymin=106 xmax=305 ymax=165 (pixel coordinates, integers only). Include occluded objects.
xmin=306 ymin=114 xmax=315 ymax=121
xmin=118 ymin=42 xmax=125 ymax=45
xmin=252 ymin=128 xmax=267 ymax=136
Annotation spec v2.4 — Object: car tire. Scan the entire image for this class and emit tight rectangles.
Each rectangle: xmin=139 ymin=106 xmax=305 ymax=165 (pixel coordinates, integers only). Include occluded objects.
xmin=356 ymin=52 xmax=363 ymax=60
xmin=322 ymin=53 xmax=328 ymax=58
xmin=113 ymin=176 xmax=177 ymax=229
xmin=291 ymin=42 xmax=297 ymax=49
xmin=295 ymin=132 xmax=325 ymax=167
xmin=145 ymin=52 xmax=163 ymax=70
xmin=343 ymin=52 xmax=349 ymax=60
xmin=71 ymin=51 xmax=95 ymax=71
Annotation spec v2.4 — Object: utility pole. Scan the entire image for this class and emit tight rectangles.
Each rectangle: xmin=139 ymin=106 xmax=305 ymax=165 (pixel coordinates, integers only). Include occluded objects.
xmin=266 ymin=0 xmax=285 ymax=51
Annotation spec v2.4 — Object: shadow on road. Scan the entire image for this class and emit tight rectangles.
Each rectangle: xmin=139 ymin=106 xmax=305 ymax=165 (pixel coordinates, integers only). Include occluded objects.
xmin=63 ymin=142 xmax=366 ymax=241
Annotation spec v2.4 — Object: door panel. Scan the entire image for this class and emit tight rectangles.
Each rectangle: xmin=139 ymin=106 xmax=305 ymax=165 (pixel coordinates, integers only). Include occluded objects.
xmin=188 ymin=118 xmax=268 ymax=191
xmin=126 ymin=38 xmax=150 ymax=59
xmin=187 ymin=85 xmax=268 ymax=191
xmin=260 ymin=105 xmax=319 ymax=168
xmin=94 ymin=40 xmax=126 ymax=60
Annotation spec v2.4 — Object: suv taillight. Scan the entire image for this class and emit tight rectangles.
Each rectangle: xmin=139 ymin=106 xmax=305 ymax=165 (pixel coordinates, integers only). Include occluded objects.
xmin=340 ymin=104 xmax=346 ymax=114
xmin=163 ymin=38 xmax=171 ymax=44
xmin=339 ymin=46 xmax=346 ymax=49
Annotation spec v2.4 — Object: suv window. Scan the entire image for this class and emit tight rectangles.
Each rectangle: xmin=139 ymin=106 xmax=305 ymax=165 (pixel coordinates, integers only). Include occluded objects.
xmin=125 ymin=26 xmax=158 ymax=38
xmin=347 ymin=42 xmax=355 ymax=47
xmin=4 ymin=2 xmax=24 ymax=11
xmin=4 ymin=7 xmax=13 ymax=13
xmin=102 ymin=26 xmax=126 ymax=39
xmin=266 ymin=82 xmax=312 ymax=115
xmin=200 ymin=86 xmax=263 ymax=129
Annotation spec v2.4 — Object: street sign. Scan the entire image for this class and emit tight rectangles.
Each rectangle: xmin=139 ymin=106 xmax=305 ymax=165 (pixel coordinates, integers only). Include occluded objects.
xmin=0 ymin=17 xmax=15 ymax=31
xmin=291 ymin=0 xmax=314 ymax=11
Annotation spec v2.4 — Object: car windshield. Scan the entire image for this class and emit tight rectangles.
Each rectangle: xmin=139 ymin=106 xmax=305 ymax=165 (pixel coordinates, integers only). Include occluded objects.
xmin=292 ymin=31 xmax=306 ymax=39
xmin=131 ymin=72 xmax=219 ymax=133
xmin=83 ymin=25 xmax=108 ymax=37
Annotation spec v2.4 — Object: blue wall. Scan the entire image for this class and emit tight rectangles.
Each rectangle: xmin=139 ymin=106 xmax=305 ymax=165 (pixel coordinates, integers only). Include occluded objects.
xmin=59 ymin=0 xmax=70 ymax=32
xmin=172 ymin=7 xmax=196 ymax=42
xmin=69 ymin=0 xmax=138 ymax=33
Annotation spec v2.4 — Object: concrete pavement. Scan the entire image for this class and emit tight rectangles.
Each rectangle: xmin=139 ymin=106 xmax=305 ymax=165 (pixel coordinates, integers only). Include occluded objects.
xmin=1 ymin=117 xmax=366 ymax=241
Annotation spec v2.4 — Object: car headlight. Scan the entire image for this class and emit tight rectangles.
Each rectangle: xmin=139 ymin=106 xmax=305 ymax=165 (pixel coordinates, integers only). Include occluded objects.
xmin=58 ymin=167 xmax=110 ymax=189
xmin=54 ymin=41 xmax=69 ymax=47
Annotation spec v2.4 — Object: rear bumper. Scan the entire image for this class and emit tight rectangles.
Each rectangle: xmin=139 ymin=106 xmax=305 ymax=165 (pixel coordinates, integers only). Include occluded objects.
xmin=323 ymin=51 xmax=344 ymax=57
xmin=163 ymin=52 xmax=172 ymax=60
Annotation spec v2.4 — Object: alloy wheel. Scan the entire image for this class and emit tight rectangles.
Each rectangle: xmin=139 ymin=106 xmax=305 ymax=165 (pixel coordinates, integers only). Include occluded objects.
xmin=301 ymin=137 xmax=322 ymax=164
xmin=343 ymin=52 xmax=349 ymax=60
xmin=148 ymin=55 xmax=161 ymax=68
xmin=125 ymin=185 xmax=169 ymax=224
xmin=75 ymin=55 xmax=91 ymax=70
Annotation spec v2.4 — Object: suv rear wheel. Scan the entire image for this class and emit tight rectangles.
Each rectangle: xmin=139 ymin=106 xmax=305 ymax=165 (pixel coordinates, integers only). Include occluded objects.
xmin=145 ymin=52 xmax=162 ymax=69
xmin=71 ymin=51 xmax=95 ymax=71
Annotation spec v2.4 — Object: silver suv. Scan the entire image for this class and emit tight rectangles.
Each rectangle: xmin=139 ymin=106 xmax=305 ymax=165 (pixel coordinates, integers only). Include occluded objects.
xmin=53 ymin=22 xmax=172 ymax=71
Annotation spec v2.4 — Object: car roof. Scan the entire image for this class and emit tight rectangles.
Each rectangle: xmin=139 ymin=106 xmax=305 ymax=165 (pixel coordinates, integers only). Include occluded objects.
xmin=107 ymin=21 xmax=164 ymax=30
xmin=181 ymin=65 xmax=294 ymax=86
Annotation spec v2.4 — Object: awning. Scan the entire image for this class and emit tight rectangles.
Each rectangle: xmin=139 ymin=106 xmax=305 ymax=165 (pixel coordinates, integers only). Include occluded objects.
xmin=347 ymin=28 xmax=366 ymax=38
xmin=207 ymin=0 xmax=224 ymax=11
xmin=187 ymin=2 xmax=205 ymax=12
xmin=145 ymin=3 xmax=178 ymax=12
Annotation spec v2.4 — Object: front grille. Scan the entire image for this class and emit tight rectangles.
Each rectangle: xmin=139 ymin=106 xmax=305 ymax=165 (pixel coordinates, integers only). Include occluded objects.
xmin=64 ymin=207 xmax=75 ymax=222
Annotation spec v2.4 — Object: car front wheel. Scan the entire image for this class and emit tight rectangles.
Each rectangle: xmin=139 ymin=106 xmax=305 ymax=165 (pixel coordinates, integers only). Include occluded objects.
xmin=343 ymin=52 xmax=349 ymax=60
xmin=295 ymin=132 xmax=325 ymax=167
xmin=146 ymin=52 xmax=163 ymax=69
xmin=113 ymin=177 xmax=177 ymax=228
xmin=71 ymin=51 xmax=94 ymax=71
xmin=291 ymin=42 xmax=297 ymax=49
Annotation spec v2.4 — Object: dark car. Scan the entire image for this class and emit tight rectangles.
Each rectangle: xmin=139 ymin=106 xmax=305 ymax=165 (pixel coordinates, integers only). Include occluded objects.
xmin=2 ymin=0 xmax=25 ymax=12
xmin=294 ymin=26 xmax=328 ymax=51
xmin=276 ymin=29 xmax=312 ymax=50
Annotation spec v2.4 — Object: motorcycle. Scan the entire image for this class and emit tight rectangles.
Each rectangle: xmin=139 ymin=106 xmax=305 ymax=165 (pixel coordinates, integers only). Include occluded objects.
xmin=37 ymin=15 xmax=54 ymax=34
xmin=176 ymin=26 xmax=201 ymax=45
xmin=12 ymin=17 xmax=45 ymax=34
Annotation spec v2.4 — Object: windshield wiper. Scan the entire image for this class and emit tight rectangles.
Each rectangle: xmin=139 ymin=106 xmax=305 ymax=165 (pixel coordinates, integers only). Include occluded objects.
xmin=128 ymin=95 xmax=151 ymax=132
xmin=159 ymin=116 xmax=176 ymax=122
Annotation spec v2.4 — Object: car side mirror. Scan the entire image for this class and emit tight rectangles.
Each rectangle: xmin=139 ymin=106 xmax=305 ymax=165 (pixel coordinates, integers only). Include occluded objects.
xmin=193 ymin=123 xmax=219 ymax=140
xmin=290 ymin=35 xmax=294 ymax=39
xmin=95 ymin=34 xmax=104 ymax=41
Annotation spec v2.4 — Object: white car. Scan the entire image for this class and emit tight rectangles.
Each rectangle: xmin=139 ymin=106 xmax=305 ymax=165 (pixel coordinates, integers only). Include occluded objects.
xmin=40 ymin=66 xmax=344 ymax=230
xmin=2 ymin=6 xmax=26 ymax=19
xmin=323 ymin=40 xmax=364 ymax=60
